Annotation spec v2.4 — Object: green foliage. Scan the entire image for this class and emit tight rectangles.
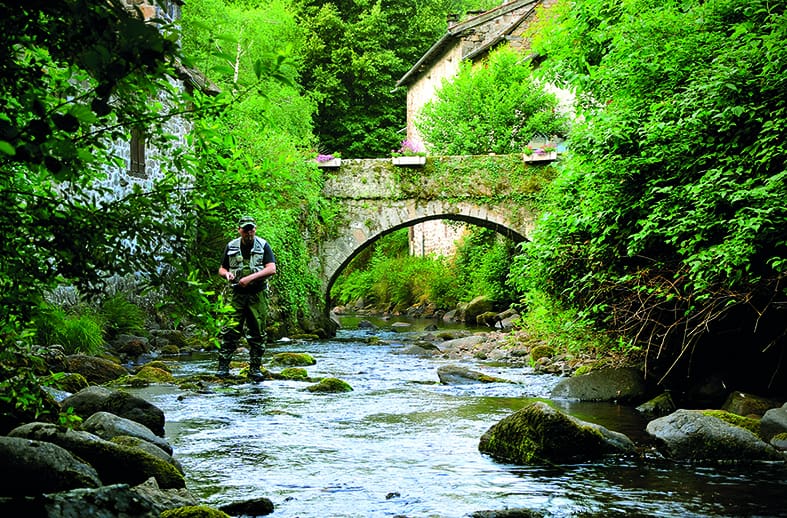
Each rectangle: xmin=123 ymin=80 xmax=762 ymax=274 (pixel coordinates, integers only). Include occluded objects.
xmin=331 ymin=226 xmax=522 ymax=312
xmin=296 ymin=0 xmax=501 ymax=157
xmin=0 ymin=1 xmax=200 ymax=329
xmin=35 ymin=305 xmax=105 ymax=355
xmin=453 ymin=228 xmax=521 ymax=307
xmin=513 ymin=0 xmax=787 ymax=367
xmin=180 ymin=0 xmax=327 ymax=336
xmin=330 ymin=229 xmax=459 ymax=311
xmin=515 ymin=289 xmax=617 ymax=358
xmin=417 ymin=45 xmax=568 ymax=155
xmin=100 ymin=293 xmax=147 ymax=339
xmin=0 ymin=324 xmax=59 ymax=431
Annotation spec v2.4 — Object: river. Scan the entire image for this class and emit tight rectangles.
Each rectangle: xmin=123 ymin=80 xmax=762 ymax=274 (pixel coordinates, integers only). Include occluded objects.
xmin=129 ymin=321 xmax=787 ymax=517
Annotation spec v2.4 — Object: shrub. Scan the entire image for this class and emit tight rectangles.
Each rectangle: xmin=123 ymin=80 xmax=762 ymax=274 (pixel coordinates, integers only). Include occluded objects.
xmin=100 ymin=293 xmax=147 ymax=339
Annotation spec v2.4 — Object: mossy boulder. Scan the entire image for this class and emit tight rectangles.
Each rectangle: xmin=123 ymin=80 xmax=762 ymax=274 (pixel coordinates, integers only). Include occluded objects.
xmin=479 ymin=401 xmax=635 ymax=464
xmin=279 ymin=367 xmax=309 ymax=381
xmin=306 ymin=377 xmax=353 ymax=393
xmin=722 ymin=391 xmax=781 ymax=418
xmin=701 ymin=410 xmax=760 ymax=436
xmin=8 ymin=422 xmax=186 ymax=488
xmin=0 ymin=436 xmax=101 ymax=495
xmin=761 ymin=403 xmax=787 ymax=442
xmin=646 ymin=409 xmax=783 ymax=462
xmin=134 ymin=365 xmax=175 ymax=383
xmin=60 ymin=386 xmax=165 ymax=437
xmin=270 ymin=352 xmax=316 ymax=367
xmin=161 ymin=505 xmax=231 ymax=518
xmin=46 ymin=372 xmax=89 ymax=393
xmin=63 ymin=354 xmax=128 ymax=384
xmin=529 ymin=344 xmax=553 ymax=362
xmin=636 ymin=392 xmax=677 ymax=419
xmin=463 ymin=295 xmax=494 ymax=325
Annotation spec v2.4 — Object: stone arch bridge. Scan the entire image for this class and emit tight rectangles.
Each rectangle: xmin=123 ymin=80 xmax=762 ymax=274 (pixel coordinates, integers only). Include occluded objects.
xmin=314 ymin=154 xmax=551 ymax=309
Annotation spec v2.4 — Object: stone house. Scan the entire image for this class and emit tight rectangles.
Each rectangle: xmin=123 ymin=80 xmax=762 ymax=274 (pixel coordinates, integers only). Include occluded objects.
xmin=104 ymin=0 xmax=217 ymax=199
xmin=394 ymin=0 xmax=559 ymax=257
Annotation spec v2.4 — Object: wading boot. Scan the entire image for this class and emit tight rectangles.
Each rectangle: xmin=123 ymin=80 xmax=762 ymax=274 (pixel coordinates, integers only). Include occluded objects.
xmin=248 ymin=365 xmax=265 ymax=382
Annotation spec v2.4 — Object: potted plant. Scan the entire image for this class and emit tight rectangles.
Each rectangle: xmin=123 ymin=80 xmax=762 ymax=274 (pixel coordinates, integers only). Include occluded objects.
xmin=522 ymin=143 xmax=557 ymax=162
xmin=391 ymin=140 xmax=426 ymax=166
xmin=316 ymin=152 xmax=342 ymax=167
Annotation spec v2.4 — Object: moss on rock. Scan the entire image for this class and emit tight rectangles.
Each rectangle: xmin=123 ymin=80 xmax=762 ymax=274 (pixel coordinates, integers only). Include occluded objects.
xmin=701 ymin=409 xmax=761 ymax=436
xmin=306 ymin=377 xmax=352 ymax=393
xmin=134 ymin=366 xmax=175 ymax=383
xmin=270 ymin=352 xmax=316 ymax=367
xmin=160 ymin=505 xmax=231 ymax=518
xmin=279 ymin=367 xmax=309 ymax=381
xmin=479 ymin=401 xmax=634 ymax=464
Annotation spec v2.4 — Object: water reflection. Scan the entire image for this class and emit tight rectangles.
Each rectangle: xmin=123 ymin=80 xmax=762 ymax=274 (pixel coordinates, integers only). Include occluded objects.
xmin=129 ymin=327 xmax=787 ymax=517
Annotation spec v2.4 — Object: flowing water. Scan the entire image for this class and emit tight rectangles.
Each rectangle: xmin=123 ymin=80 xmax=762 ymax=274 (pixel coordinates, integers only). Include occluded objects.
xmin=130 ymin=323 xmax=787 ymax=517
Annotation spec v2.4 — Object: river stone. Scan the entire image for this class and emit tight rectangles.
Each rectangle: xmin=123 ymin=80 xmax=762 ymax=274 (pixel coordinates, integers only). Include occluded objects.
xmin=61 ymin=386 xmax=166 ymax=436
xmin=63 ymin=354 xmax=129 ymax=384
xmin=0 ymin=436 xmax=101 ymax=496
xmin=306 ymin=377 xmax=352 ymax=393
xmin=270 ymin=352 xmax=316 ymax=366
xmin=2 ymin=478 xmax=199 ymax=518
xmin=463 ymin=295 xmax=494 ymax=325
xmin=478 ymin=401 xmax=635 ymax=464
xmin=8 ymin=422 xmax=186 ymax=488
xmin=645 ymin=409 xmax=783 ymax=462
xmin=82 ymin=411 xmax=173 ymax=455
xmin=439 ymin=335 xmax=488 ymax=355
xmin=219 ymin=497 xmax=275 ymax=516
xmin=636 ymin=392 xmax=677 ymax=419
xmin=760 ymin=403 xmax=787 ymax=442
xmin=111 ymin=436 xmax=184 ymax=474
xmin=550 ymin=367 xmax=645 ymax=403
xmin=437 ymin=365 xmax=512 ymax=385
xmin=722 ymin=391 xmax=781 ymax=417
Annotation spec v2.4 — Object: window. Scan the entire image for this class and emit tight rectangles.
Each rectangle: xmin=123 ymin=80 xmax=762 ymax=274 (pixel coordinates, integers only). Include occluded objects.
xmin=129 ymin=127 xmax=147 ymax=178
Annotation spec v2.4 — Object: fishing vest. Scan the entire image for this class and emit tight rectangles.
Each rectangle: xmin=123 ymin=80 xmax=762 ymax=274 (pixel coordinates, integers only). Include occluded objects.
xmin=227 ymin=236 xmax=269 ymax=291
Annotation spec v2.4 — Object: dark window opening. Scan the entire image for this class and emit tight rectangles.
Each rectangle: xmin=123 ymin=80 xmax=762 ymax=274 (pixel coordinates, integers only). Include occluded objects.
xmin=130 ymin=127 xmax=147 ymax=178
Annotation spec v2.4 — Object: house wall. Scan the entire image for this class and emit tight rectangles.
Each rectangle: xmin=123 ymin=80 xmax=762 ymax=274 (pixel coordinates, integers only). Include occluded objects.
xmin=404 ymin=44 xmax=463 ymax=147
xmin=402 ymin=0 xmax=562 ymax=258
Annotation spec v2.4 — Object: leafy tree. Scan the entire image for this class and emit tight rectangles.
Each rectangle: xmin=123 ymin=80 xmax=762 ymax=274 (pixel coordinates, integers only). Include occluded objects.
xmin=0 ymin=0 xmax=202 ymax=430
xmin=513 ymin=0 xmax=787 ymax=386
xmin=0 ymin=0 xmax=194 ymax=330
xmin=296 ymin=0 xmax=501 ymax=157
xmin=417 ymin=45 xmax=568 ymax=155
xmin=181 ymin=0 xmax=330 ymax=334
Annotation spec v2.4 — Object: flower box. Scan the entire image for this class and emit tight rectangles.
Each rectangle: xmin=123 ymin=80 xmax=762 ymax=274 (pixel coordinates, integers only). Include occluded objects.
xmin=523 ymin=151 xmax=557 ymax=163
xmin=316 ymin=158 xmax=342 ymax=168
xmin=392 ymin=156 xmax=426 ymax=166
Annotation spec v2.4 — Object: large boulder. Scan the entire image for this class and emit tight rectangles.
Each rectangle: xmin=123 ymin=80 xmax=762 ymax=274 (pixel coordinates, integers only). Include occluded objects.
xmin=8 ymin=422 xmax=186 ymax=489
xmin=635 ymin=392 xmax=677 ymax=419
xmin=760 ymin=403 xmax=787 ymax=442
xmin=62 ymin=355 xmax=128 ymax=384
xmin=645 ymin=409 xmax=783 ymax=462
xmin=60 ymin=386 xmax=165 ymax=436
xmin=463 ymin=296 xmax=494 ymax=325
xmin=437 ymin=365 xmax=512 ymax=385
xmin=82 ymin=411 xmax=172 ymax=455
xmin=0 ymin=478 xmax=197 ymax=517
xmin=550 ymin=367 xmax=646 ymax=403
xmin=722 ymin=391 xmax=782 ymax=417
xmin=479 ymin=401 xmax=636 ymax=464
xmin=0 ymin=436 xmax=101 ymax=496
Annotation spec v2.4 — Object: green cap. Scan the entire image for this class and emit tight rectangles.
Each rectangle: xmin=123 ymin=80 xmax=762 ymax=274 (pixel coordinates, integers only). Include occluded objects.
xmin=238 ymin=216 xmax=256 ymax=229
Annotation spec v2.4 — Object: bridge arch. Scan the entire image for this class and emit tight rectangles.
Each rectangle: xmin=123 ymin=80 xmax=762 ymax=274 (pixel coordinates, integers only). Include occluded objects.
xmin=313 ymin=155 xmax=547 ymax=316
